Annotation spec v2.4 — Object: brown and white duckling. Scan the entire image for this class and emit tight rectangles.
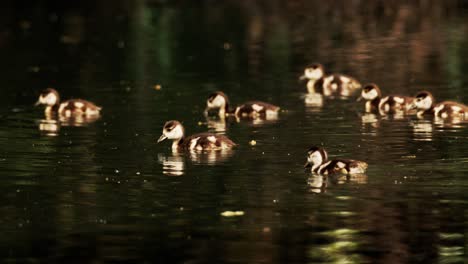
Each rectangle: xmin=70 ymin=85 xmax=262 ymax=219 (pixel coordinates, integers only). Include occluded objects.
xmin=299 ymin=63 xmax=361 ymax=97
xmin=410 ymin=91 xmax=467 ymax=119
xmin=304 ymin=146 xmax=368 ymax=175
xmin=205 ymin=91 xmax=280 ymax=119
xmin=35 ymin=88 xmax=101 ymax=117
xmin=357 ymin=83 xmax=414 ymax=113
xmin=157 ymin=120 xmax=236 ymax=151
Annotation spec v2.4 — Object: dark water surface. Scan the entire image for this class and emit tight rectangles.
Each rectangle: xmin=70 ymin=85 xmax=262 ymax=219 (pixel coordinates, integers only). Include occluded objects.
xmin=1 ymin=1 xmax=468 ymax=263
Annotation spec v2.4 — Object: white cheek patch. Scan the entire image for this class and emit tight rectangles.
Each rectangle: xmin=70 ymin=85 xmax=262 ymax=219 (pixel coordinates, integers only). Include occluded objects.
xmin=417 ymin=97 xmax=433 ymax=110
xmin=208 ymin=95 xmax=226 ymax=108
xmin=251 ymin=104 xmax=264 ymax=112
xmin=311 ymin=152 xmax=323 ymax=165
xmin=306 ymin=69 xmax=323 ymax=79
xmin=362 ymin=89 xmax=378 ymax=100
xmin=165 ymin=126 xmax=184 ymax=140
xmin=41 ymin=93 xmax=57 ymax=105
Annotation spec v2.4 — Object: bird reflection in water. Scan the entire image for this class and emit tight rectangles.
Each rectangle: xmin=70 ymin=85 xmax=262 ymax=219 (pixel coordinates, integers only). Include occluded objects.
xmin=157 ymin=153 xmax=185 ymax=176
xmin=158 ymin=149 xmax=235 ymax=176
xmin=39 ymin=112 xmax=101 ymax=136
xmin=410 ymin=119 xmax=433 ymax=141
xmin=188 ymin=149 xmax=235 ymax=165
xmin=38 ymin=118 xmax=60 ymax=136
xmin=59 ymin=114 xmax=101 ymax=127
xmin=307 ymin=174 xmax=327 ymax=193
xmin=433 ymin=116 xmax=467 ymax=129
xmin=203 ymin=111 xmax=279 ymax=132
xmin=304 ymin=93 xmax=324 ymax=110
xmin=204 ymin=116 xmax=228 ymax=134
xmin=308 ymin=174 xmax=368 ymax=193
xmin=360 ymin=113 xmax=380 ymax=136
xmin=247 ymin=114 xmax=279 ymax=126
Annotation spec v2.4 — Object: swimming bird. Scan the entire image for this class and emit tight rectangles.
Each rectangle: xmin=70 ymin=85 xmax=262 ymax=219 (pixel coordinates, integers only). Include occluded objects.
xmin=357 ymin=83 xmax=415 ymax=113
xmin=409 ymin=91 xmax=467 ymax=119
xmin=300 ymin=63 xmax=361 ymax=97
xmin=205 ymin=91 xmax=280 ymax=119
xmin=35 ymin=88 xmax=101 ymax=117
xmin=157 ymin=120 xmax=237 ymax=151
xmin=304 ymin=146 xmax=368 ymax=175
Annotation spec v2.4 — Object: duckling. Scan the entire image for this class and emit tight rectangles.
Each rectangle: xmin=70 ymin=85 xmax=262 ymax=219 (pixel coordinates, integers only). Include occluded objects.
xmin=357 ymin=83 xmax=382 ymax=112
xmin=299 ymin=63 xmax=361 ymax=97
xmin=357 ymin=83 xmax=414 ymax=113
xmin=35 ymin=88 xmax=101 ymax=117
xmin=205 ymin=91 xmax=280 ymax=119
xmin=304 ymin=146 xmax=368 ymax=175
xmin=410 ymin=91 xmax=467 ymax=119
xmin=157 ymin=120 xmax=236 ymax=151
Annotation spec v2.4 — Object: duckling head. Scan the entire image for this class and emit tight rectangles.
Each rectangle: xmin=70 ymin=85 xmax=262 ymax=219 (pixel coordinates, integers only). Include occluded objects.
xmin=410 ymin=91 xmax=434 ymax=111
xmin=35 ymin=88 xmax=60 ymax=106
xmin=158 ymin=120 xmax=185 ymax=143
xmin=358 ymin=83 xmax=381 ymax=102
xmin=301 ymin=63 xmax=325 ymax=80
xmin=205 ymin=91 xmax=229 ymax=116
xmin=305 ymin=146 xmax=328 ymax=172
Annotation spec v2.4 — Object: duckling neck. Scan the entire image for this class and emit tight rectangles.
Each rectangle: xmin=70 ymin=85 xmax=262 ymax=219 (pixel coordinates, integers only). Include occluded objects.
xmin=172 ymin=138 xmax=184 ymax=151
xmin=366 ymin=98 xmax=381 ymax=112
xmin=44 ymin=105 xmax=59 ymax=116
xmin=307 ymin=78 xmax=324 ymax=94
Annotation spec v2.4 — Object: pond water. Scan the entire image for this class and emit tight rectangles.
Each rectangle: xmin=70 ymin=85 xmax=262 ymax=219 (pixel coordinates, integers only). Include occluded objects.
xmin=1 ymin=1 xmax=468 ymax=263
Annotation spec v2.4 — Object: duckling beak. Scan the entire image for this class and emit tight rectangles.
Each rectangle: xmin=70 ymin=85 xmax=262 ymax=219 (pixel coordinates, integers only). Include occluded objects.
xmin=34 ymin=99 xmax=41 ymax=106
xmin=304 ymin=161 xmax=312 ymax=168
xmin=356 ymin=96 xmax=363 ymax=102
xmin=157 ymin=134 xmax=167 ymax=143
xmin=299 ymin=75 xmax=307 ymax=81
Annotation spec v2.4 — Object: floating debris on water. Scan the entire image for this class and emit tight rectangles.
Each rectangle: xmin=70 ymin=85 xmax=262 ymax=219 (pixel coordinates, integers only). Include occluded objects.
xmin=249 ymin=140 xmax=257 ymax=146
xmin=220 ymin=211 xmax=244 ymax=217
xmin=154 ymin=84 xmax=162 ymax=90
